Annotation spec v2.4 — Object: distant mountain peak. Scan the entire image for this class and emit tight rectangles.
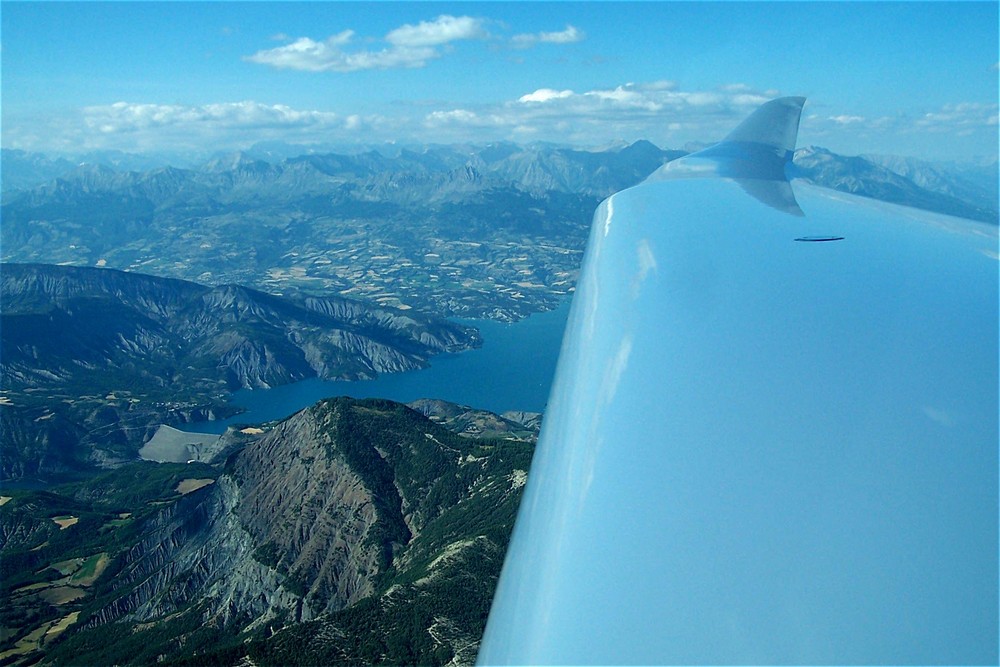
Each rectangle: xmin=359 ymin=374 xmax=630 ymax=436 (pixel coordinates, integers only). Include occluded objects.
xmin=203 ymin=151 xmax=270 ymax=173
xmin=795 ymin=145 xmax=832 ymax=157
xmin=792 ymin=147 xmax=998 ymax=224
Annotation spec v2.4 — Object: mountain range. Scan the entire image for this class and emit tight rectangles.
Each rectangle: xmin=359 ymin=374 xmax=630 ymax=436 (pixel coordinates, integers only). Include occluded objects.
xmin=4 ymin=142 xmax=995 ymax=220
xmin=3 ymin=142 xmax=994 ymax=326
xmin=791 ymin=147 xmax=998 ymax=224
xmin=2 ymin=141 xmax=681 ymax=201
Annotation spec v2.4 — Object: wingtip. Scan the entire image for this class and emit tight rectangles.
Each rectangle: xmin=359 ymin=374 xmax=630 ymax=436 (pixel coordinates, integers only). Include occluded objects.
xmin=646 ymin=96 xmax=808 ymax=215
xmin=723 ymin=96 xmax=806 ymax=154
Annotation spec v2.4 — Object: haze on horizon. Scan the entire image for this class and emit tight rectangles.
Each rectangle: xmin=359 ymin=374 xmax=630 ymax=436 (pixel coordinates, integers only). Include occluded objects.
xmin=2 ymin=1 xmax=997 ymax=163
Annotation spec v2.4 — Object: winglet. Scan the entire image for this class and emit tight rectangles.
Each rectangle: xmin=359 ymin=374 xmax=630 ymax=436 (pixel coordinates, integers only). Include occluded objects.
xmin=647 ymin=96 xmax=807 ymax=214
xmin=722 ymin=96 xmax=806 ymax=157
xmin=663 ymin=96 xmax=806 ymax=177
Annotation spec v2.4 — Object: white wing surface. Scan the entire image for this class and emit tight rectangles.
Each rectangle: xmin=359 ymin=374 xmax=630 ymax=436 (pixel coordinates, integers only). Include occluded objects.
xmin=478 ymin=98 xmax=998 ymax=665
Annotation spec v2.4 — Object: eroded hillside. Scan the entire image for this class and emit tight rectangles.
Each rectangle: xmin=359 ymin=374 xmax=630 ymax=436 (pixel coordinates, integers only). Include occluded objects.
xmin=1 ymin=397 xmax=536 ymax=666
xmin=0 ymin=264 xmax=479 ymax=479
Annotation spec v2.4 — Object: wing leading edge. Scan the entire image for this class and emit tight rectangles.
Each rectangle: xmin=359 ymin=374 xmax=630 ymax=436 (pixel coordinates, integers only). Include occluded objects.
xmin=477 ymin=98 xmax=998 ymax=664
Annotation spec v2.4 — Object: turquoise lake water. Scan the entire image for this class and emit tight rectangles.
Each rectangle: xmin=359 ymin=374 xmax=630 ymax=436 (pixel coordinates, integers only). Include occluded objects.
xmin=184 ymin=298 xmax=572 ymax=433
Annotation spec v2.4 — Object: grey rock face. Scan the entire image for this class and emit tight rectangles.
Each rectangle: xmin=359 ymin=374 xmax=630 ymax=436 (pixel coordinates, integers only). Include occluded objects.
xmin=43 ymin=397 xmax=534 ymax=665
xmin=232 ymin=406 xmax=385 ymax=614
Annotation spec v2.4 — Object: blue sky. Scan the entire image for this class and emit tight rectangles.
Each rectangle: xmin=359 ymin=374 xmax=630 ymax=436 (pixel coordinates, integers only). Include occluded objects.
xmin=2 ymin=2 xmax=997 ymax=160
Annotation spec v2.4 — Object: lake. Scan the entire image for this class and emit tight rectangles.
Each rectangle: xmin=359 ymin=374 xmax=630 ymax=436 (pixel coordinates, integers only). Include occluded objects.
xmin=183 ymin=298 xmax=573 ymax=433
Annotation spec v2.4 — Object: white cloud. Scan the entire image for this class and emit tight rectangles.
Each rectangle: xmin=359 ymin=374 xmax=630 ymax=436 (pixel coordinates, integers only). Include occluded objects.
xmin=543 ymin=25 xmax=584 ymax=44
xmin=518 ymin=89 xmax=575 ymax=103
xmin=385 ymin=15 xmax=486 ymax=47
xmin=421 ymin=83 xmax=793 ymax=146
xmin=513 ymin=83 xmax=766 ymax=119
xmin=21 ymin=100 xmax=391 ymax=153
xmin=512 ymin=25 xmax=584 ymax=47
xmin=426 ymin=109 xmax=479 ymax=124
xmin=829 ymin=115 xmax=865 ymax=125
xmin=246 ymin=15 xmax=485 ymax=72
xmin=675 ymin=91 xmax=723 ymax=107
xmin=730 ymin=93 xmax=771 ymax=107
xmin=913 ymin=102 xmax=999 ymax=133
xmin=424 ymin=108 xmax=516 ymax=131
xmin=84 ymin=101 xmax=344 ymax=131
xmin=644 ymin=80 xmax=678 ymax=92
xmin=584 ymin=86 xmax=663 ymax=110
xmin=796 ymin=99 xmax=999 ymax=158
xmin=246 ymin=32 xmax=360 ymax=72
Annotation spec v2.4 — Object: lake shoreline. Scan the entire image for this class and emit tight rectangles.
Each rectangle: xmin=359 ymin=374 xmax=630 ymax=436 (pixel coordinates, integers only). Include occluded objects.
xmin=178 ymin=298 xmax=572 ymax=435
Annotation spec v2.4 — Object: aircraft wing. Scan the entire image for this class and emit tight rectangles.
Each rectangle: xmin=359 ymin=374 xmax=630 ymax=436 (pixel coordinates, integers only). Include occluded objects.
xmin=477 ymin=98 xmax=999 ymax=665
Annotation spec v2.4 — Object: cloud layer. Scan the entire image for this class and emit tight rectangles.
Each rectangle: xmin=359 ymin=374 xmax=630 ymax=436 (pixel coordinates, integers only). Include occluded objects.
xmin=31 ymin=101 xmax=385 ymax=152
xmin=246 ymin=15 xmax=583 ymax=72
xmin=87 ymin=101 xmax=343 ymax=131
xmin=4 ymin=83 xmax=996 ymax=161
xmin=428 ymin=82 xmax=781 ymax=145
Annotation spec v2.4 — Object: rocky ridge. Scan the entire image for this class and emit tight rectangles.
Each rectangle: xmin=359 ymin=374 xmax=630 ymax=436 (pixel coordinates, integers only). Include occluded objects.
xmin=1 ymin=397 xmax=536 ymax=666
xmin=792 ymin=146 xmax=997 ymax=223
